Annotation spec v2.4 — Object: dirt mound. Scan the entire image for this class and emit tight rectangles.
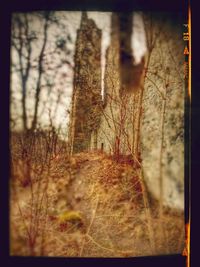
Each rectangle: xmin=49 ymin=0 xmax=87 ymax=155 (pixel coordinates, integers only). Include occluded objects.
xmin=10 ymin=151 xmax=185 ymax=257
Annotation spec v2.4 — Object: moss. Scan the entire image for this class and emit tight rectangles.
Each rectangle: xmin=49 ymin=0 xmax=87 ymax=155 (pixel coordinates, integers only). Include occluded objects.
xmin=57 ymin=210 xmax=82 ymax=223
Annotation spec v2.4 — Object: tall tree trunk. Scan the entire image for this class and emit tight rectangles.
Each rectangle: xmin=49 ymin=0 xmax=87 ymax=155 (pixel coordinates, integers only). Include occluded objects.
xmin=22 ymin=80 xmax=28 ymax=131
xmin=14 ymin=14 xmax=33 ymax=131
xmin=31 ymin=14 xmax=49 ymax=131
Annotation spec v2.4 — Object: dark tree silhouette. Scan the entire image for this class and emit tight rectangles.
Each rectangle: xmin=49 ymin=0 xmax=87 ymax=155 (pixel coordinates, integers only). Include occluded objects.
xmin=11 ymin=11 xmax=73 ymax=132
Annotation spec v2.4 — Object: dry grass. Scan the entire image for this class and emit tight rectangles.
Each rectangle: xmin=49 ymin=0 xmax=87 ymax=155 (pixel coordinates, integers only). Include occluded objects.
xmin=10 ymin=132 xmax=185 ymax=257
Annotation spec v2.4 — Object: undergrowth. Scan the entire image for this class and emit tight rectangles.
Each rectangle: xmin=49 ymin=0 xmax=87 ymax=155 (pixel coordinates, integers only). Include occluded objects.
xmin=10 ymin=131 xmax=185 ymax=257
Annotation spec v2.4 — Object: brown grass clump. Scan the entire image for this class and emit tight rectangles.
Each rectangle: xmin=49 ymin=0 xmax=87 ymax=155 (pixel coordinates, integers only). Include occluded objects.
xmin=10 ymin=134 xmax=185 ymax=257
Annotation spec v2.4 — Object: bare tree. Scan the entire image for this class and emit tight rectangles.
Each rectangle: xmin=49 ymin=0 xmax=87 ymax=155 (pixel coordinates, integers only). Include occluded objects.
xmin=11 ymin=11 xmax=73 ymax=132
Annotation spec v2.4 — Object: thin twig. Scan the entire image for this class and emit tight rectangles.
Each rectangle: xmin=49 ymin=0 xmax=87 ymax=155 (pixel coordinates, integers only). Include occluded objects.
xmin=79 ymin=194 xmax=99 ymax=256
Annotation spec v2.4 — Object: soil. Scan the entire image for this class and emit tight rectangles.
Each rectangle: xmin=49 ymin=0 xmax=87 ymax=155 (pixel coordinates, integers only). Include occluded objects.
xmin=10 ymin=151 xmax=185 ymax=257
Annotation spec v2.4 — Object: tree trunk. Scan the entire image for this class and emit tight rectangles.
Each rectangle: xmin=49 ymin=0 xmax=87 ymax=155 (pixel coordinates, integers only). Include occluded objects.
xmin=31 ymin=14 xmax=49 ymax=131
